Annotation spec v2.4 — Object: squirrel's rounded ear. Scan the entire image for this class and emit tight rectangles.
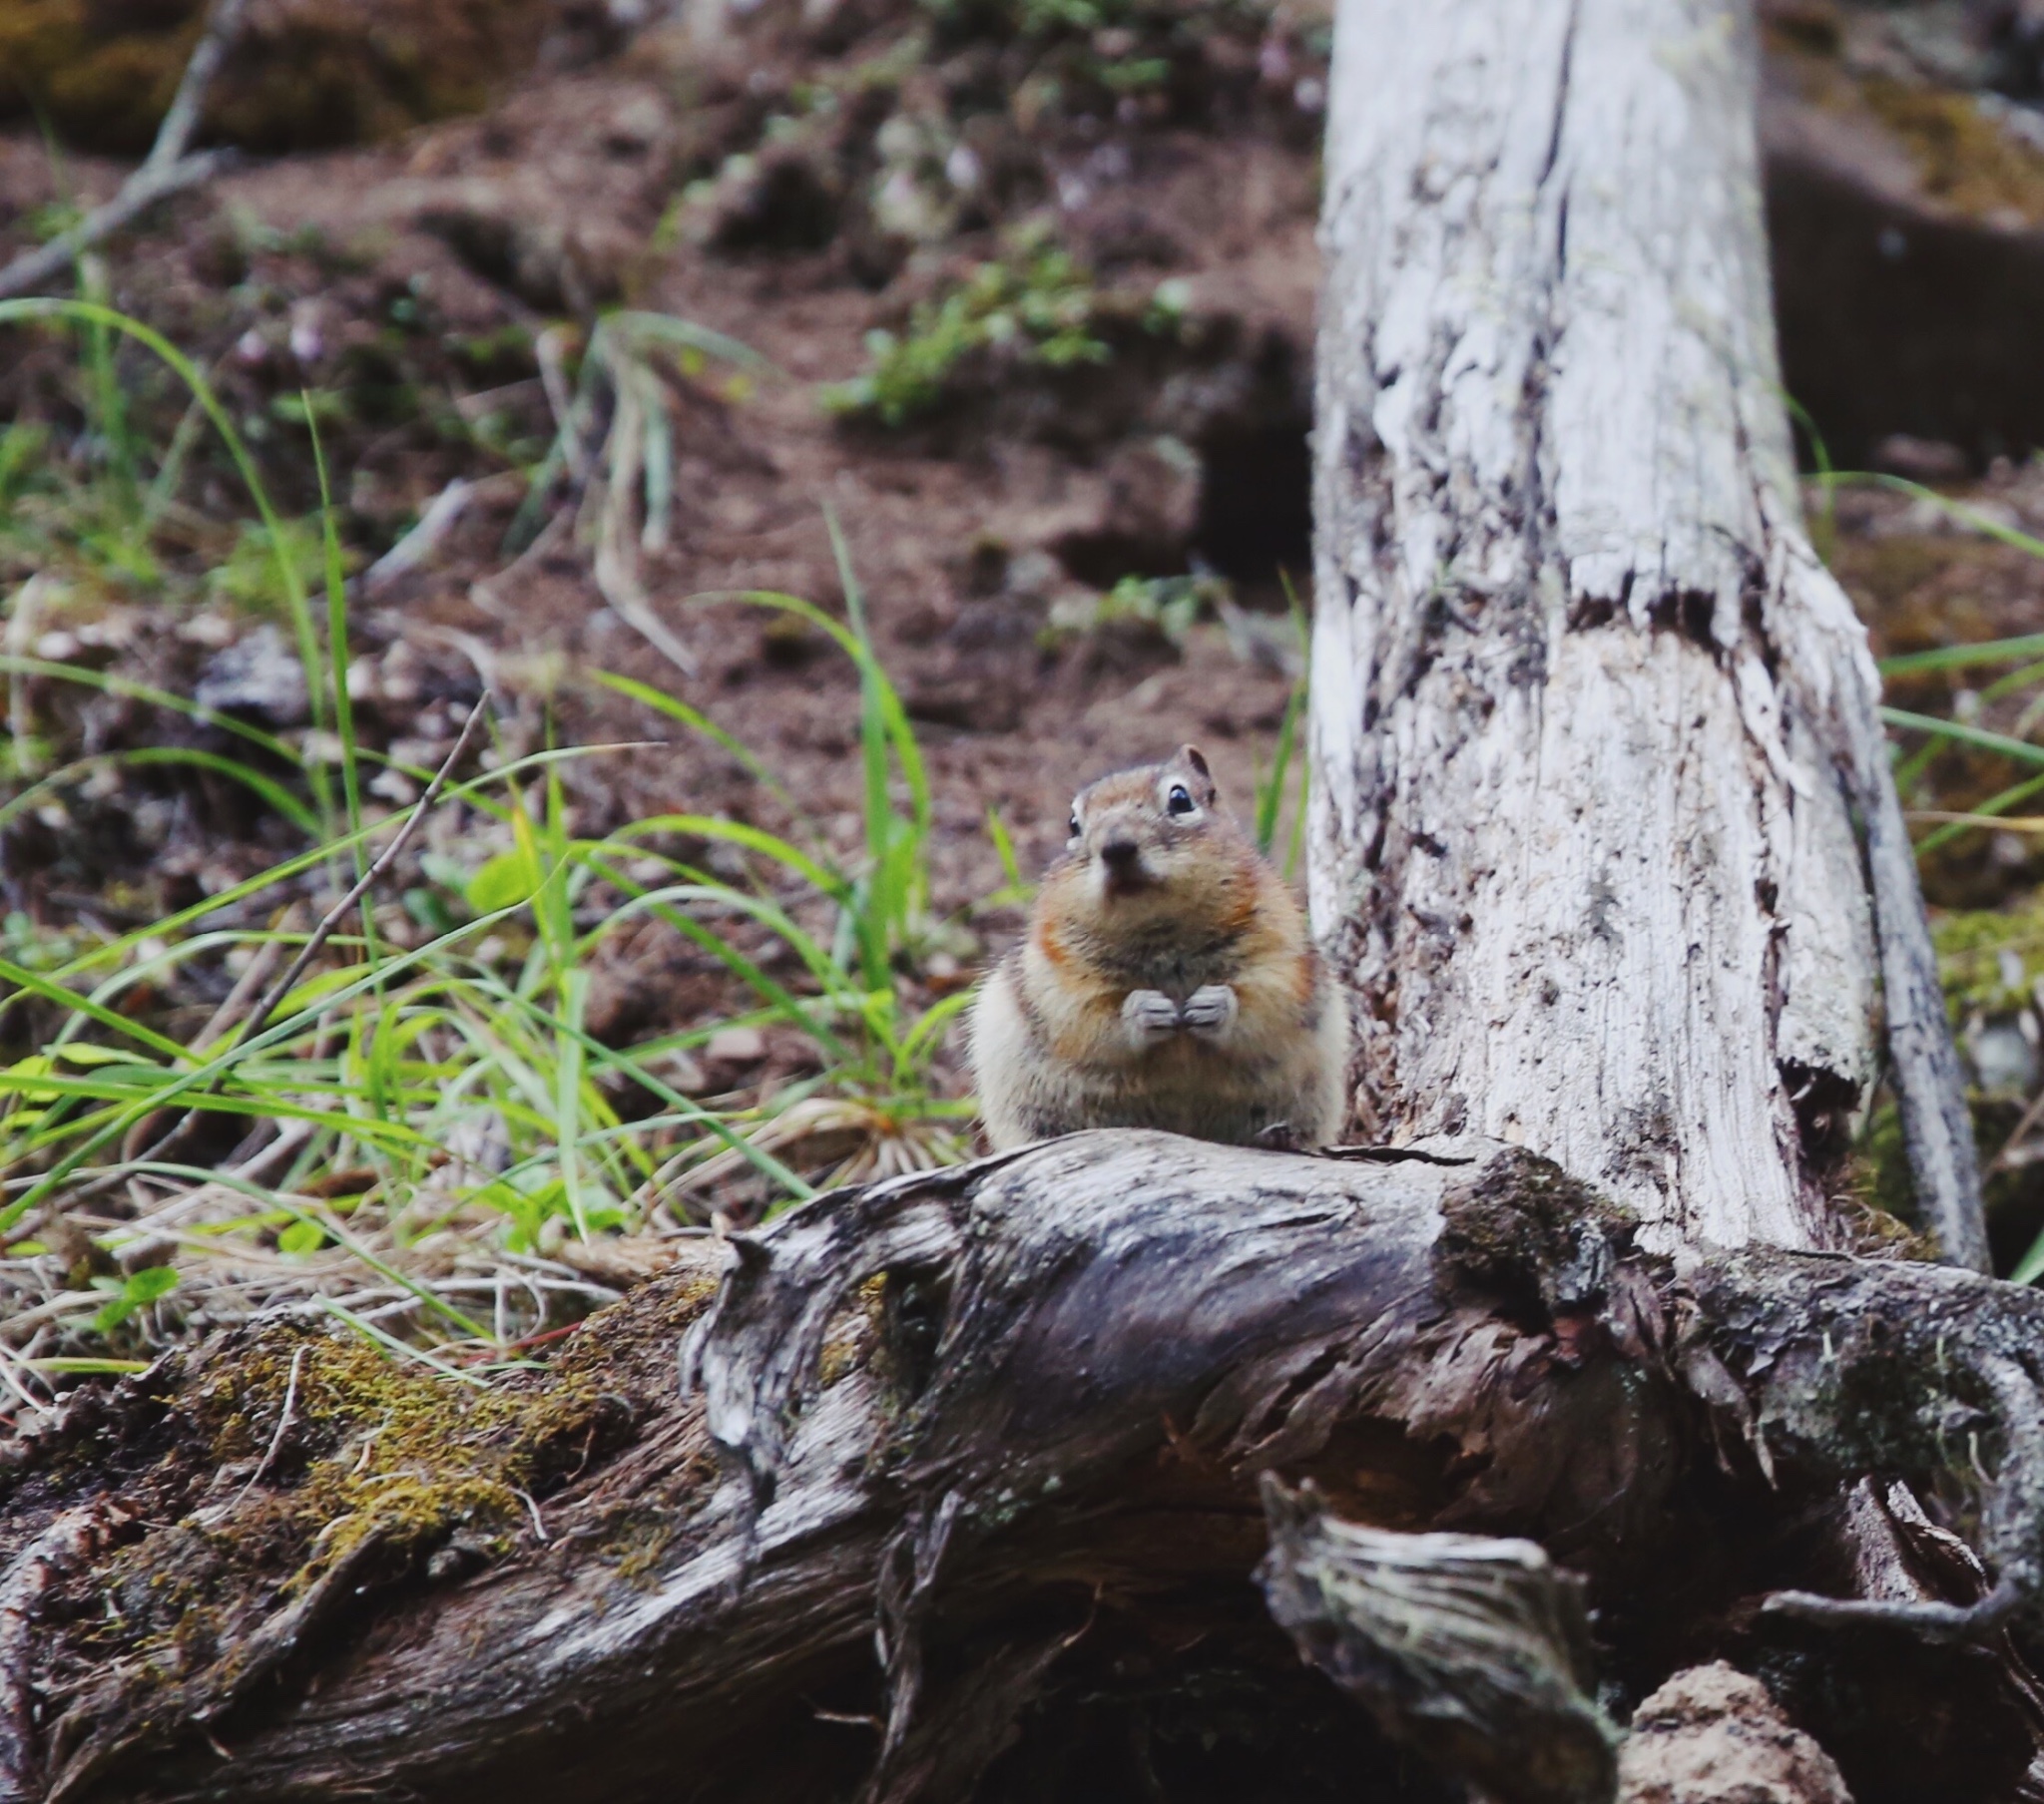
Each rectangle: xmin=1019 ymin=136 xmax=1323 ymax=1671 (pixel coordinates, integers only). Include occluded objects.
xmin=1176 ymin=744 xmax=1212 ymax=782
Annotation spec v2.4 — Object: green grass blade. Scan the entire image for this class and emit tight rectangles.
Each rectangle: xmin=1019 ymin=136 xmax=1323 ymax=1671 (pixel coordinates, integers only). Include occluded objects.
xmin=597 ymin=815 xmax=849 ymax=903
xmin=1881 ymin=707 xmax=2044 ymax=771
xmin=0 ymin=655 xmax=307 ymax=766
xmin=0 ymin=297 xmax=333 ymax=822
xmin=0 ymin=957 xmax=198 ymax=1064
xmin=465 ymin=972 xmax=816 ymax=1202
xmin=1850 ymin=473 xmax=2044 ymax=562
xmin=0 ymin=747 xmax=319 ymax=839
xmin=1 ymin=897 xmax=539 ymax=1232
xmin=1913 ymin=771 xmax=2044 ymax=858
xmin=308 ymin=411 xmax=368 ymax=881
xmin=320 ymin=1299 xmax=490 ymax=1384
xmin=1880 ymin=634 xmax=2044 ymax=678
xmin=1256 ymin=683 xmax=1302 ymax=856
xmin=588 ymin=671 xmax=806 ymax=821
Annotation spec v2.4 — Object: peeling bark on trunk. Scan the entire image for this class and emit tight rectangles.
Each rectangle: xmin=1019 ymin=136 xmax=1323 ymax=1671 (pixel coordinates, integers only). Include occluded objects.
xmin=1308 ymin=0 xmax=1985 ymax=1268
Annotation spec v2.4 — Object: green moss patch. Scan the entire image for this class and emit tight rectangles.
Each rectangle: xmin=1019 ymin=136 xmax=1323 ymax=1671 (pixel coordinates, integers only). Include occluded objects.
xmin=1861 ymin=77 xmax=2044 ymax=227
xmin=16 ymin=1266 xmax=726 ymax=1768
xmin=0 ymin=0 xmax=560 ymax=154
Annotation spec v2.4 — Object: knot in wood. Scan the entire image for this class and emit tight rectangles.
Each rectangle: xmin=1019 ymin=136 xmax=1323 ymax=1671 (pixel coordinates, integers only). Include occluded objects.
xmin=1434 ymin=1148 xmax=1642 ymax=1326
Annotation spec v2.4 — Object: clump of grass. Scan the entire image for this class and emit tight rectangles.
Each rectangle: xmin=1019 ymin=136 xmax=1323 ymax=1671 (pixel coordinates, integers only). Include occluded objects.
xmin=0 ymin=612 xmax=978 ymax=1413
xmin=0 ymin=301 xmax=979 ymax=1425
xmin=0 ymin=261 xmax=377 ymax=632
xmin=919 ymin=0 xmax=1305 ymax=118
xmin=1810 ymin=464 xmax=2044 ymax=1276
xmin=823 ymin=229 xmax=1108 ymax=425
xmin=1044 ymin=570 xmax=1224 ymax=649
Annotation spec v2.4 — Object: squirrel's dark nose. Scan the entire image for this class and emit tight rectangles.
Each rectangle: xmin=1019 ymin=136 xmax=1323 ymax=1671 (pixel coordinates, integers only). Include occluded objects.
xmin=1100 ymin=835 xmax=1142 ymax=873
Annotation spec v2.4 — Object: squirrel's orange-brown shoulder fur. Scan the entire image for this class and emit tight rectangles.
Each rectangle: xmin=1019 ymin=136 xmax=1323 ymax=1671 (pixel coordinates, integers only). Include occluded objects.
xmin=969 ymin=745 xmax=1348 ymax=1149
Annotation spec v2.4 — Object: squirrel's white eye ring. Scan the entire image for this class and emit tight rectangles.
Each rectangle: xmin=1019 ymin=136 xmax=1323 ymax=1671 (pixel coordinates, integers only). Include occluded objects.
xmin=1068 ymin=810 xmax=1082 ymax=838
xmin=1166 ymin=784 xmax=1196 ymax=816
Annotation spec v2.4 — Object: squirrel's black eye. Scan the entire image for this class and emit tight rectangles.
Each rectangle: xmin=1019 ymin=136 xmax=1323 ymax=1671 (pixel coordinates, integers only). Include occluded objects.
xmin=1167 ymin=784 xmax=1195 ymax=816
xmin=1068 ymin=810 xmax=1081 ymax=838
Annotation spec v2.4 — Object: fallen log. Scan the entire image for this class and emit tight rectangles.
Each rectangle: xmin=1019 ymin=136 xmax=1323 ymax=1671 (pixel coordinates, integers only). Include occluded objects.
xmin=6 ymin=1133 xmax=2044 ymax=1804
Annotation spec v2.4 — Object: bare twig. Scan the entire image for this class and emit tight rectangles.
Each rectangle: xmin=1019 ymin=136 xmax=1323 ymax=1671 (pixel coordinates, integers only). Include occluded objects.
xmin=116 ymin=910 xmax=289 ymax=1171
xmin=0 ymin=155 xmax=235 ymax=303
xmin=233 ymin=1343 xmax=306 ymax=1507
xmin=0 ymin=0 xmax=251 ymax=301
xmin=145 ymin=0 xmax=256 ymax=176
xmin=193 ymin=918 xmax=295 ymax=1055
xmin=1989 ymin=1078 xmax=2044 ymax=1178
xmin=237 ymin=698 xmax=494 ymax=1050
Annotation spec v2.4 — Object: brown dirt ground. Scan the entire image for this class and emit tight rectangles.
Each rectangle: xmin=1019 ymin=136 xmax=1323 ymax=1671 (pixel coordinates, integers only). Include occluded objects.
xmin=9 ymin=1 xmax=2044 ymax=1130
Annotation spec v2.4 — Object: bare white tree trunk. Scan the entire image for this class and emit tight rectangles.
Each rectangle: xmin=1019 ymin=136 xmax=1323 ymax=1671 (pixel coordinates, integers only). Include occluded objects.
xmin=1308 ymin=0 xmax=1985 ymax=1265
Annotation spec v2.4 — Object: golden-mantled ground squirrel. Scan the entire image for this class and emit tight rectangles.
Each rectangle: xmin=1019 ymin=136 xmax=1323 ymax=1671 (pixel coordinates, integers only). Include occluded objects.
xmin=970 ymin=745 xmax=1349 ymax=1150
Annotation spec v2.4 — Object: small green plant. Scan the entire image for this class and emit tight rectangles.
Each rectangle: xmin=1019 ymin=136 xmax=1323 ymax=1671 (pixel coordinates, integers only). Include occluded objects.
xmin=919 ymin=0 xmax=1272 ymax=107
xmin=1043 ymin=570 xmax=1228 ymax=650
xmin=823 ymin=233 xmax=1108 ymax=425
xmin=0 ymin=302 xmax=978 ymax=1401
xmin=1816 ymin=465 xmax=2044 ymax=1280
xmin=89 ymin=1264 xmax=178 ymax=1334
xmin=0 ymin=631 xmax=977 ymax=1378
xmin=0 ymin=607 xmax=976 ymax=1362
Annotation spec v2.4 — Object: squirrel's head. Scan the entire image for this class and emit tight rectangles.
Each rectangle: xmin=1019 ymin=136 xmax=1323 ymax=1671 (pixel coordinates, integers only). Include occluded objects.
xmin=1054 ymin=744 xmax=1247 ymax=923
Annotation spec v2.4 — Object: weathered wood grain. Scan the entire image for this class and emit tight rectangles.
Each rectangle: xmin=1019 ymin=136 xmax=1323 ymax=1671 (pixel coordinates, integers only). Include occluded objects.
xmin=8 ymin=1135 xmax=2044 ymax=1804
xmin=1307 ymin=0 xmax=1984 ymax=1268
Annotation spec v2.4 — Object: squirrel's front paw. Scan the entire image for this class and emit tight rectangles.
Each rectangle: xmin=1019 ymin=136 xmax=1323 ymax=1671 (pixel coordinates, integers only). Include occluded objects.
xmin=1181 ymin=983 xmax=1240 ymax=1042
xmin=1121 ymin=988 xmax=1182 ymax=1048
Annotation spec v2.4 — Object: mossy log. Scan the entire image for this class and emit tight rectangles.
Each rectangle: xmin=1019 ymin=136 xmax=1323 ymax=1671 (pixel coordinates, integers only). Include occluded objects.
xmin=0 ymin=0 xmax=569 ymax=155
xmin=6 ymin=1133 xmax=2044 ymax=1804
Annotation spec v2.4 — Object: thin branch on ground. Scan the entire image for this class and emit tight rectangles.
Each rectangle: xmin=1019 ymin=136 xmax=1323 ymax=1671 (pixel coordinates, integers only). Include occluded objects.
xmin=0 ymin=157 xmax=236 ymax=303
xmin=144 ymin=0 xmax=256 ymax=176
xmin=233 ymin=1343 xmax=306 ymax=1507
xmin=58 ymin=702 xmax=494 ymax=1213
xmin=236 ymin=696 xmax=495 ymax=1050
